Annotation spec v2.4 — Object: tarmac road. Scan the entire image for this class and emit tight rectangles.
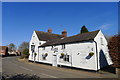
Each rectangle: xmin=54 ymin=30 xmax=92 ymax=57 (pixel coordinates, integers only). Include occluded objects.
xmin=2 ymin=56 xmax=118 ymax=79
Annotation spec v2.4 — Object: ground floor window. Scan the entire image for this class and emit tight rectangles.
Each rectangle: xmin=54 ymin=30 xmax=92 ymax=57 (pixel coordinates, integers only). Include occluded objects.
xmin=31 ymin=45 xmax=35 ymax=58
xmin=60 ymin=54 xmax=70 ymax=62
xmin=63 ymin=55 xmax=69 ymax=62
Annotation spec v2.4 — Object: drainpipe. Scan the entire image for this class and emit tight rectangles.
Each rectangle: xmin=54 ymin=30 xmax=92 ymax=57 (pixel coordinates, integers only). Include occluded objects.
xmin=93 ymin=40 xmax=99 ymax=71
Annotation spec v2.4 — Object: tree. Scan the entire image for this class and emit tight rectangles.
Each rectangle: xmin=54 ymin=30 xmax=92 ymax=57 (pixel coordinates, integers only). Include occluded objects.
xmin=18 ymin=42 xmax=29 ymax=52
xmin=80 ymin=25 xmax=89 ymax=34
xmin=7 ymin=43 xmax=16 ymax=51
xmin=108 ymin=34 xmax=120 ymax=68
xmin=104 ymin=34 xmax=112 ymax=43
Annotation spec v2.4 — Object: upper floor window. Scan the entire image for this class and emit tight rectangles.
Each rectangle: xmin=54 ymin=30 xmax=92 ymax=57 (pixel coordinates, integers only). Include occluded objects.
xmin=31 ymin=45 xmax=35 ymax=52
xmin=43 ymin=47 xmax=45 ymax=50
xmin=51 ymin=46 xmax=53 ymax=50
xmin=39 ymin=42 xmax=41 ymax=45
xmin=100 ymin=37 xmax=104 ymax=45
xmin=62 ymin=44 xmax=65 ymax=49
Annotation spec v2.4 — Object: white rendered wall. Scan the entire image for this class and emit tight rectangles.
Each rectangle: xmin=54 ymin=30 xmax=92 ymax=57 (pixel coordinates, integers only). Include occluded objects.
xmin=61 ymin=42 xmax=97 ymax=70
xmin=37 ymin=41 xmax=97 ymax=70
xmin=29 ymin=31 xmax=46 ymax=61
xmin=94 ymin=30 xmax=113 ymax=69
xmin=38 ymin=46 xmax=53 ymax=64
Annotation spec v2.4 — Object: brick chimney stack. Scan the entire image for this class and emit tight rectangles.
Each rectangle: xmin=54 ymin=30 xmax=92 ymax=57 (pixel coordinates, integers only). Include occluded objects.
xmin=48 ymin=28 xmax=52 ymax=33
xmin=62 ymin=29 xmax=67 ymax=38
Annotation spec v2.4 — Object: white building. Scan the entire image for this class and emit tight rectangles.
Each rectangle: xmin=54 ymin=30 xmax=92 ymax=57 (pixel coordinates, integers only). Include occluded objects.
xmin=29 ymin=29 xmax=113 ymax=71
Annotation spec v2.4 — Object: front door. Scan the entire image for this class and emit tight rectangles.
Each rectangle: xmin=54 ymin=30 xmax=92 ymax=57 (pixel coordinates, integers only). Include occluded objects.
xmin=52 ymin=54 xmax=57 ymax=67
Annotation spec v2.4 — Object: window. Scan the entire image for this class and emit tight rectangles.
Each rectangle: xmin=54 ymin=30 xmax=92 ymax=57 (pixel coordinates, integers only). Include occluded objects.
xmin=31 ymin=45 xmax=35 ymax=58
xmin=43 ymin=47 xmax=45 ymax=50
xmin=31 ymin=45 xmax=35 ymax=52
xmin=39 ymin=42 xmax=41 ymax=45
xmin=51 ymin=46 xmax=53 ymax=50
xmin=100 ymin=37 xmax=104 ymax=45
xmin=62 ymin=44 xmax=65 ymax=49
xmin=91 ymin=48 xmax=93 ymax=51
xmin=63 ymin=55 xmax=69 ymax=62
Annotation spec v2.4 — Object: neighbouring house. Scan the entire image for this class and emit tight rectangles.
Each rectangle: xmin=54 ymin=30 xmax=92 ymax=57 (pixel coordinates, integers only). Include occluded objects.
xmin=29 ymin=28 xmax=113 ymax=71
xmin=0 ymin=46 xmax=9 ymax=56
xmin=8 ymin=50 xmax=18 ymax=56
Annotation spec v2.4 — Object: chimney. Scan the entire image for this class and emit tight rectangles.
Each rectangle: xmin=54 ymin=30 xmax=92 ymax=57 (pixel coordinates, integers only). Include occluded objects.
xmin=62 ymin=29 xmax=67 ymax=38
xmin=48 ymin=28 xmax=52 ymax=33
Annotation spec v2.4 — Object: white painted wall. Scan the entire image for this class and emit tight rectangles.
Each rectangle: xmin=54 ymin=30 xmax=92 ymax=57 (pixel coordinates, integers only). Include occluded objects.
xmin=36 ymin=41 xmax=97 ymax=70
xmin=38 ymin=46 xmax=53 ymax=64
xmin=94 ymin=30 xmax=113 ymax=69
xmin=29 ymin=30 xmax=112 ymax=71
xmin=28 ymin=31 xmax=46 ymax=61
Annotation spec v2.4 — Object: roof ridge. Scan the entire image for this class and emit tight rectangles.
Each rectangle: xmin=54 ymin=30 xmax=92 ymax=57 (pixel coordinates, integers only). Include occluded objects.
xmin=34 ymin=30 xmax=62 ymax=36
xmin=40 ymin=30 xmax=100 ymax=47
xmin=64 ymin=30 xmax=100 ymax=39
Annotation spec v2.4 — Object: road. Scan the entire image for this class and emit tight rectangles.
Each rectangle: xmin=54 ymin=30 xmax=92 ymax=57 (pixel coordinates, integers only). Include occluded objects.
xmin=2 ymin=56 xmax=118 ymax=79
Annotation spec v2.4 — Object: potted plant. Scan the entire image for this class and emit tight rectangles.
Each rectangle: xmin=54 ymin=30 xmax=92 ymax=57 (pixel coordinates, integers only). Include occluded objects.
xmin=89 ymin=52 xmax=94 ymax=56
xmin=60 ymin=53 xmax=65 ymax=58
xmin=45 ymin=53 xmax=48 ymax=57
xmin=34 ymin=53 xmax=37 ymax=57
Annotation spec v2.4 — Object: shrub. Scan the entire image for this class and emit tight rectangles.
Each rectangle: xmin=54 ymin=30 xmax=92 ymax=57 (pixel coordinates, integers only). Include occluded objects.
xmin=22 ymin=48 xmax=29 ymax=58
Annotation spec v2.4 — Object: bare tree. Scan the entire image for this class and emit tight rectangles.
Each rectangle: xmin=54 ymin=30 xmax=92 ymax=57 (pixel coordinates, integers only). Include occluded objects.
xmin=18 ymin=42 xmax=29 ymax=52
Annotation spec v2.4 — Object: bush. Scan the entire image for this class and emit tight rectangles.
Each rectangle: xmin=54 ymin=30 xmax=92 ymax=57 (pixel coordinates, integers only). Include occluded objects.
xmin=19 ymin=55 xmax=25 ymax=59
xmin=22 ymin=48 xmax=29 ymax=58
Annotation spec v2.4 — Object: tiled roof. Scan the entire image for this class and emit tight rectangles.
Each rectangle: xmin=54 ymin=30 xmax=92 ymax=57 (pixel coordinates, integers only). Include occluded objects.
xmin=40 ymin=30 xmax=100 ymax=47
xmin=35 ymin=30 xmax=62 ymax=41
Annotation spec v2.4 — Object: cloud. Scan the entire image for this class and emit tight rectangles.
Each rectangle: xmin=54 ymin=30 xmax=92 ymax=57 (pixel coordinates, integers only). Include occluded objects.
xmin=99 ymin=24 xmax=112 ymax=30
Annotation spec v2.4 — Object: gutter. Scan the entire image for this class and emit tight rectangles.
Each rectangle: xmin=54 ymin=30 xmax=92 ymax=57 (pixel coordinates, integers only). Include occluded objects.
xmin=93 ymin=40 xmax=99 ymax=71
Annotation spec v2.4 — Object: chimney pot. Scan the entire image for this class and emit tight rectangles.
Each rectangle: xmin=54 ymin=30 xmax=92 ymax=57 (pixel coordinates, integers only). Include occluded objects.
xmin=62 ymin=29 xmax=67 ymax=38
xmin=48 ymin=28 xmax=52 ymax=33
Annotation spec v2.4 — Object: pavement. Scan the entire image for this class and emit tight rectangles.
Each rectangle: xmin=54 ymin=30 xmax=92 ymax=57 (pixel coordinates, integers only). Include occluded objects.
xmin=2 ymin=56 xmax=119 ymax=79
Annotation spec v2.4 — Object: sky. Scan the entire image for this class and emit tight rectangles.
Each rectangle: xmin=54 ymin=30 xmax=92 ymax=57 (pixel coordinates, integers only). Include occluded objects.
xmin=2 ymin=2 xmax=118 ymax=48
